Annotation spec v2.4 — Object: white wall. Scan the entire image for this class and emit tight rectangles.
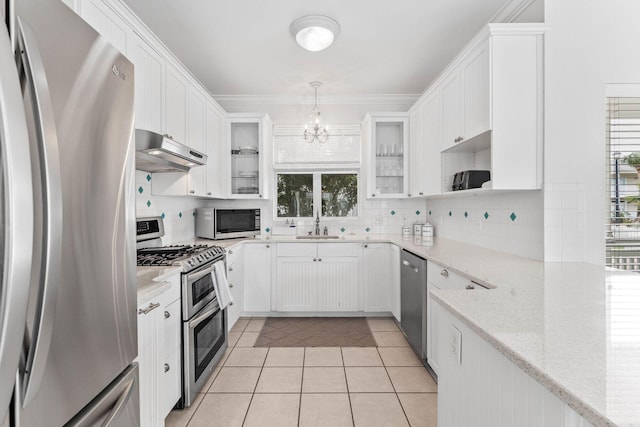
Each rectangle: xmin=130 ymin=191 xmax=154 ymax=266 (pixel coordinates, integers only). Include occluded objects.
xmin=543 ymin=0 xmax=640 ymax=263
xmin=425 ymin=191 xmax=544 ymax=260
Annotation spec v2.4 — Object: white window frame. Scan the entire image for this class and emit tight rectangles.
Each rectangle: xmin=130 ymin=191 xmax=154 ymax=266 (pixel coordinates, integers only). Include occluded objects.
xmin=274 ymin=170 xmax=360 ymax=221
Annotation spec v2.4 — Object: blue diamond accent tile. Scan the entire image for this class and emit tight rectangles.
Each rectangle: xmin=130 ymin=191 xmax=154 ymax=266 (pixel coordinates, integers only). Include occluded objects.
xmin=390 ymin=210 xmax=396 ymax=216
xmin=340 ymin=227 xmax=346 ymax=233
xmin=179 ymin=212 xmax=182 ymax=218
xmin=464 ymin=211 xmax=468 ymax=218
xmin=146 ymin=174 xmax=151 ymax=182
xmin=429 ymin=210 xmax=432 ymax=215
xmin=138 ymin=186 xmax=143 ymax=194
xmin=510 ymin=212 xmax=517 ymax=222
xmin=448 ymin=211 xmax=452 ymax=217
xmin=265 ymin=227 xmax=271 ymax=233
xmin=365 ymin=227 xmax=371 ymax=232
xmin=193 ymin=211 xmax=196 ymax=217
xmin=484 ymin=212 xmax=489 ymax=219
xmin=415 ymin=210 xmax=421 ymax=215
xmin=146 ymin=200 xmax=151 ymax=207
xmin=161 ymin=212 xmax=165 ymax=219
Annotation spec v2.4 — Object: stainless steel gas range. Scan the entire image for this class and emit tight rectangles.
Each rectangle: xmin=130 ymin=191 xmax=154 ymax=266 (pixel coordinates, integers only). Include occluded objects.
xmin=136 ymin=217 xmax=228 ymax=408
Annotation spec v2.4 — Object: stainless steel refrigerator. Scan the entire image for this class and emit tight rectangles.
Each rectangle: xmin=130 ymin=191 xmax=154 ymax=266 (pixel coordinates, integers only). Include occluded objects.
xmin=0 ymin=0 xmax=139 ymax=425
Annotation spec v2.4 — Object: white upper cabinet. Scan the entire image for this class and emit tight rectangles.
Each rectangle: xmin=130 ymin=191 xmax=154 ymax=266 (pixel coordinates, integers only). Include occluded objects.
xmin=77 ymin=0 xmax=128 ymax=54
xmin=186 ymin=89 xmax=206 ymax=196
xmin=227 ymin=113 xmax=272 ymax=199
xmin=164 ymin=63 xmax=187 ymax=143
xmin=408 ymin=105 xmax=424 ymax=197
xmin=407 ymin=24 xmax=546 ymax=195
xmin=363 ymin=113 xmax=410 ymax=199
xmin=205 ymin=102 xmax=227 ymax=198
xmin=127 ymin=33 xmax=164 ymax=134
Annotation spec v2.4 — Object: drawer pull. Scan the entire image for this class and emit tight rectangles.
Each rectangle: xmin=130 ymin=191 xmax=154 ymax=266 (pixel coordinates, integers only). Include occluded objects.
xmin=228 ymin=249 xmax=233 ymax=255
xmin=440 ymin=269 xmax=449 ymax=277
xmin=138 ymin=302 xmax=160 ymax=315
xmin=228 ymin=266 xmax=234 ymax=272
xmin=229 ymin=283 xmax=234 ymax=288
xmin=164 ymin=363 xmax=170 ymax=373
xmin=164 ymin=310 xmax=170 ymax=319
xmin=266 ymin=245 xmax=270 ymax=249
xmin=466 ymin=284 xmax=475 ymax=290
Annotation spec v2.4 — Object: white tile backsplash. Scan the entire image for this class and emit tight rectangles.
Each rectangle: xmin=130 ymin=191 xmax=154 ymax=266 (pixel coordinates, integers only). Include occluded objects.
xmin=135 ymin=171 xmax=205 ymax=244
xmin=425 ymin=191 xmax=544 ymax=260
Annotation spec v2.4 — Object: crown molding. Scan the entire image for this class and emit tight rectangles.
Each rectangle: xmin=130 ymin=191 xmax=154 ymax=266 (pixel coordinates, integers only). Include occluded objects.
xmin=213 ymin=94 xmax=421 ymax=107
xmin=490 ymin=0 xmax=537 ymax=23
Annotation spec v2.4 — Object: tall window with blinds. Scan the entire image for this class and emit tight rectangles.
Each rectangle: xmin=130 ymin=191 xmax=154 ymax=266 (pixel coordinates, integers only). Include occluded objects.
xmin=606 ymin=97 xmax=640 ymax=272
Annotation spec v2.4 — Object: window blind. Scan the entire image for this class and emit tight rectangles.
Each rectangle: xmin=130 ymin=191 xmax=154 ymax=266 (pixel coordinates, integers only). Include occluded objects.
xmin=606 ymin=97 xmax=640 ymax=272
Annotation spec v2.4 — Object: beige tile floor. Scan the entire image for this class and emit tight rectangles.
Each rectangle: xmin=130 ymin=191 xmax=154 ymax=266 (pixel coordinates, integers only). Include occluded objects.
xmin=165 ymin=317 xmax=437 ymax=427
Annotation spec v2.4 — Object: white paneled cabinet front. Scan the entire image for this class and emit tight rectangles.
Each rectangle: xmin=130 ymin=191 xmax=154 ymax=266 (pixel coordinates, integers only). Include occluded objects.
xmin=127 ymin=33 xmax=164 ymax=134
xmin=243 ymin=243 xmax=272 ymax=312
xmin=276 ymin=243 xmax=359 ymax=312
xmin=434 ymin=301 xmax=595 ymax=427
xmin=361 ymin=243 xmax=392 ymax=312
xmin=408 ymin=105 xmax=424 ymax=197
xmin=164 ymin=63 xmax=187 ymax=144
xmin=205 ymin=103 xmax=227 ymax=198
xmin=186 ymin=89 xmax=206 ymax=196
xmin=137 ymin=273 xmax=181 ymax=427
xmin=226 ymin=245 xmax=244 ymax=330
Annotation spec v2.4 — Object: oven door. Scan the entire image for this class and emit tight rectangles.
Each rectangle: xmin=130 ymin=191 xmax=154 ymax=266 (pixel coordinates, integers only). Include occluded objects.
xmin=183 ymin=262 xmax=217 ymax=320
xmin=183 ymin=299 xmax=227 ymax=407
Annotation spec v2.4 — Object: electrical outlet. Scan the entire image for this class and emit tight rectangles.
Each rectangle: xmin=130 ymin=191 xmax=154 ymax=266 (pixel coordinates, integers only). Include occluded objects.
xmin=450 ymin=324 xmax=462 ymax=365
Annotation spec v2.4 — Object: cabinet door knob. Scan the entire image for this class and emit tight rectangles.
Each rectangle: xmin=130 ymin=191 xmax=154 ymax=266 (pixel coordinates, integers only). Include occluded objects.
xmin=318 ymin=258 xmax=322 ymax=262
xmin=259 ymin=194 xmax=263 ymax=198
xmin=228 ymin=249 xmax=233 ymax=255
xmin=440 ymin=269 xmax=449 ymax=277
xmin=164 ymin=310 xmax=170 ymax=319
xmin=207 ymin=192 xmax=212 ymax=196
xmin=266 ymin=245 xmax=270 ymax=248
xmin=419 ymin=192 xmax=424 ymax=196
xmin=228 ymin=266 xmax=234 ymax=272
xmin=313 ymin=258 xmax=317 ymax=262
xmin=229 ymin=283 xmax=234 ymax=288
xmin=371 ymin=193 xmax=376 ymax=197
xmin=190 ymin=190 xmax=195 ymax=194
xmin=364 ymin=244 xmax=368 ymax=248
xmin=164 ymin=363 xmax=170 ymax=373
xmin=408 ymin=193 xmax=412 ymax=197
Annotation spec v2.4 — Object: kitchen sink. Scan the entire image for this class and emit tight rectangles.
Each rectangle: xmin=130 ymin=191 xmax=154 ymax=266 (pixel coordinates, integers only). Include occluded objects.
xmin=295 ymin=235 xmax=340 ymax=240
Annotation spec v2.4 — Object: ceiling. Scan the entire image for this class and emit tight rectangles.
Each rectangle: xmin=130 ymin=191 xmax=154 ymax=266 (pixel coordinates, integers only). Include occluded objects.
xmin=121 ymin=0 xmax=510 ymax=97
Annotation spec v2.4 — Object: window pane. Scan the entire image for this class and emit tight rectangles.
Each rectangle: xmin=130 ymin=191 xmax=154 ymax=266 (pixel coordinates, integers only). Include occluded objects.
xmin=277 ymin=174 xmax=313 ymax=217
xmin=322 ymin=174 xmax=358 ymax=217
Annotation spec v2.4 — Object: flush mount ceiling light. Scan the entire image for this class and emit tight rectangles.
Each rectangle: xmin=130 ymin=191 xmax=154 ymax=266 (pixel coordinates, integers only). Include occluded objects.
xmin=290 ymin=15 xmax=340 ymax=52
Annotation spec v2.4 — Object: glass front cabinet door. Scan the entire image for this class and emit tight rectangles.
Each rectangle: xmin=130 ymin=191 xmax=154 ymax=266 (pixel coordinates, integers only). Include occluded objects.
xmin=227 ymin=113 xmax=272 ymax=199
xmin=363 ymin=113 xmax=409 ymax=199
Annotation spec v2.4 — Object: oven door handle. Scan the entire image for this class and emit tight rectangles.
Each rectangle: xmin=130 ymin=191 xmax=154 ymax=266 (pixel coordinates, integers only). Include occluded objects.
xmin=188 ymin=263 xmax=217 ymax=284
xmin=188 ymin=303 xmax=219 ymax=330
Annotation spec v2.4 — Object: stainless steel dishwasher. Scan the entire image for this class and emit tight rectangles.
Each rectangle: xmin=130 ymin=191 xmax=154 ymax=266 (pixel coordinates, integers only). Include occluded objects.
xmin=400 ymin=249 xmax=427 ymax=359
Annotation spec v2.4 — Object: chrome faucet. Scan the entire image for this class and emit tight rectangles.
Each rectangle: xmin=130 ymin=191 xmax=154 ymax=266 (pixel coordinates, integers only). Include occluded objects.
xmin=315 ymin=210 xmax=321 ymax=235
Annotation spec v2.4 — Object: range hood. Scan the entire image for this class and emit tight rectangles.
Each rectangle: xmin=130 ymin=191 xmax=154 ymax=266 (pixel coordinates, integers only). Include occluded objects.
xmin=135 ymin=129 xmax=207 ymax=172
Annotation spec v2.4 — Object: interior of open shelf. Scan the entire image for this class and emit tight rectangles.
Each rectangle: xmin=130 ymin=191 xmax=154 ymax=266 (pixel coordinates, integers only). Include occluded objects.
xmin=230 ymin=122 xmax=260 ymax=195
xmin=441 ymin=146 xmax=491 ymax=193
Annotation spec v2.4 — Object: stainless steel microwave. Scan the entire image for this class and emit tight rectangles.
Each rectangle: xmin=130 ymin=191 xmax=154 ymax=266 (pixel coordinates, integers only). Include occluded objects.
xmin=195 ymin=208 xmax=260 ymax=240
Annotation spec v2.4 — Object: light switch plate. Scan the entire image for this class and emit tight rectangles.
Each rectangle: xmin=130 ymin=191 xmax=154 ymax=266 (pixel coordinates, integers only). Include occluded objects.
xmin=450 ymin=324 xmax=462 ymax=365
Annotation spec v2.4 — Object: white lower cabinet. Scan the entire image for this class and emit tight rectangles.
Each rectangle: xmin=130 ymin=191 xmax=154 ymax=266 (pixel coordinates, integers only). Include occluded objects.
xmin=434 ymin=301 xmax=594 ymax=427
xmin=226 ymin=245 xmax=244 ymax=330
xmin=276 ymin=243 xmax=359 ymax=312
xmin=426 ymin=281 xmax=441 ymax=374
xmin=243 ymin=243 xmax=272 ymax=312
xmin=361 ymin=243 xmax=393 ymax=312
xmin=137 ymin=273 xmax=181 ymax=427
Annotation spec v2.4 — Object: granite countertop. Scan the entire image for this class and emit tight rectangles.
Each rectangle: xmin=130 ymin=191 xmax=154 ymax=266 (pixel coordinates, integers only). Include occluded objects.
xmin=178 ymin=233 xmax=637 ymax=426
xmin=136 ymin=266 xmax=182 ymax=304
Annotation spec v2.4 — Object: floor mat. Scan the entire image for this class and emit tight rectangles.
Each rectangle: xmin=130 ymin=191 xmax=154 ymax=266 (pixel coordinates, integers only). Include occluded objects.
xmin=254 ymin=317 xmax=377 ymax=347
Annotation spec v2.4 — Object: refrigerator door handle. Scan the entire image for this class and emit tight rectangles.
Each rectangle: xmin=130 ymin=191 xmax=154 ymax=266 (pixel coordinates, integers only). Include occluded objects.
xmin=0 ymin=27 xmax=34 ymax=423
xmin=99 ymin=375 xmax=135 ymax=427
xmin=16 ymin=19 xmax=63 ymax=407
